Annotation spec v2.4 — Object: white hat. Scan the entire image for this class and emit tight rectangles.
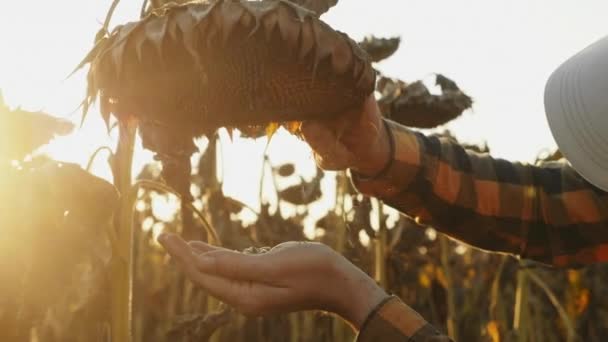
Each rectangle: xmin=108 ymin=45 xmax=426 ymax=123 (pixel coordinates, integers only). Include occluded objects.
xmin=544 ymin=35 xmax=608 ymax=191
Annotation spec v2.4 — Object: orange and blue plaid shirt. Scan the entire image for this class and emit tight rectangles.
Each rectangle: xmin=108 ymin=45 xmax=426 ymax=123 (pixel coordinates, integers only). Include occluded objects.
xmin=352 ymin=119 xmax=608 ymax=341
xmin=356 ymin=296 xmax=450 ymax=341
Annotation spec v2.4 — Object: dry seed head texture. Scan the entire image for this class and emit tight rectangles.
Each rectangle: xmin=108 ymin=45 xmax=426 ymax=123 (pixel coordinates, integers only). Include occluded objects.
xmin=81 ymin=0 xmax=374 ymax=141
xmin=79 ymin=0 xmax=373 ymax=199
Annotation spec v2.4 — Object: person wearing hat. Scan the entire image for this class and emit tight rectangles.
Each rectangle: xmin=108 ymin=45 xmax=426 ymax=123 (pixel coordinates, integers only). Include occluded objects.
xmin=159 ymin=36 xmax=608 ymax=341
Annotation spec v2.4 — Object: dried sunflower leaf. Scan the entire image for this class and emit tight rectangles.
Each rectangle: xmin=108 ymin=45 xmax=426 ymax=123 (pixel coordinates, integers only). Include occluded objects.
xmin=99 ymin=95 xmax=112 ymax=132
xmin=69 ymin=37 xmax=109 ymax=78
xmin=219 ymin=1 xmax=245 ymax=44
xmin=175 ymin=8 xmax=199 ymax=59
xmin=145 ymin=14 xmax=170 ymax=61
xmin=111 ymin=40 xmax=127 ymax=80
xmin=279 ymin=175 xmax=322 ymax=205
xmin=298 ymin=19 xmax=315 ymax=60
xmin=289 ymin=0 xmax=339 ymax=16
xmin=331 ymin=33 xmax=352 ymax=74
xmin=277 ymin=163 xmax=296 ymax=177
xmin=0 ymin=106 xmax=74 ymax=160
xmin=378 ymin=75 xmax=473 ymax=128
xmin=359 ymin=36 xmax=401 ymax=63
xmin=262 ymin=9 xmax=279 ymax=41
xmin=277 ymin=5 xmax=301 ymax=47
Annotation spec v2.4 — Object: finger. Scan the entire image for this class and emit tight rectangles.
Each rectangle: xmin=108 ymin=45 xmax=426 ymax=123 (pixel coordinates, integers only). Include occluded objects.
xmin=300 ymin=121 xmax=352 ymax=170
xmin=160 ymin=235 xmax=295 ymax=315
xmin=158 ymin=233 xmax=200 ymax=277
xmin=188 ymin=240 xmax=224 ymax=254
xmin=196 ymin=249 xmax=279 ymax=283
xmin=315 ymin=144 xmax=354 ymax=171
xmin=300 ymin=120 xmax=336 ymax=150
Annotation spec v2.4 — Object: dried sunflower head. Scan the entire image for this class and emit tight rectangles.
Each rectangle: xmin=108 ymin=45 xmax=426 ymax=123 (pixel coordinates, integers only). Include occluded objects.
xmin=79 ymin=0 xmax=374 ymax=137
xmin=77 ymin=0 xmax=374 ymax=199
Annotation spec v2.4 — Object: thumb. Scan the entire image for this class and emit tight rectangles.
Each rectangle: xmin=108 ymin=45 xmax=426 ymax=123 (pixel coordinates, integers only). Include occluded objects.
xmin=196 ymin=250 xmax=280 ymax=283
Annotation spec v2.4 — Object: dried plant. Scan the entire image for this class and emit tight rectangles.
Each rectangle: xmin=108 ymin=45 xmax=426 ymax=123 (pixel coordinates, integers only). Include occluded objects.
xmin=6 ymin=2 xmax=605 ymax=342
xmin=75 ymin=0 xmax=374 ymax=201
xmin=0 ymin=117 xmax=118 ymax=341
xmin=377 ymin=74 xmax=473 ymax=128
xmin=359 ymin=36 xmax=401 ymax=63
xmin=0 ymin=93 xmax=73 ymax=161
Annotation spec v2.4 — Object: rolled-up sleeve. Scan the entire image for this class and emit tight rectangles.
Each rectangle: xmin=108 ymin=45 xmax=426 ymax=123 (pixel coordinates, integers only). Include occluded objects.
xmin=351 ymin=119 xmax=608 ymax=268
xmin=356 ymin=296 xmax=452 ymax=342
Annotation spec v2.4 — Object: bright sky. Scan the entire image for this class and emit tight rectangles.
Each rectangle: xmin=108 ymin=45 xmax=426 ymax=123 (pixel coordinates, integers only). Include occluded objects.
xmin=1 ymin=0 xmax=607 ymax=212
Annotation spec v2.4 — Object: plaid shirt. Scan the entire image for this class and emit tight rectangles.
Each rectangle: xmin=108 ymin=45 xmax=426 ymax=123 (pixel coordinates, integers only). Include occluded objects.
xmin=352 ymin=119 xmax=608 ymax=341
xmin=356 ymin=296 xmax=451 ymax=342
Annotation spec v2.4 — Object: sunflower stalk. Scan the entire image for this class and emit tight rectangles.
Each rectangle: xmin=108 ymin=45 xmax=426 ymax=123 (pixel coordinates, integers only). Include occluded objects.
xmin=513 ymin=265 xmax=530 ymax=342
xmin=440 ymin=235 xmax=458 ymax=339
xmin=333 ymin=172 xmax=348 ymax=254
xmin=373 ymin=199 xmax=387 ymax=288
xmin=99 ymin=0 xmax=121 ymax=41
xmin=140 ymin=0 xmax=149 ymax=18
xmin=526 ymin=269 xmax=577 ymax=342
xmin=489 ymin=256 xmax=509 ymax=336
xmin=332 ymin=172 xmax=350 ymax=340
xmin=86 ymin=146 xmax=113 ymax=172
xmin=110 ymin=119 xmax=137 ymax=342
xmin=133 ymin=180 xmax=220 ymax=245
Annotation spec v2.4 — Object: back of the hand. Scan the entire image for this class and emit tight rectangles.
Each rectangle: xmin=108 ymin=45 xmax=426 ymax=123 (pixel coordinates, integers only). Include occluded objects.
xmin=300 ymin=94 xmax=391 ymax=177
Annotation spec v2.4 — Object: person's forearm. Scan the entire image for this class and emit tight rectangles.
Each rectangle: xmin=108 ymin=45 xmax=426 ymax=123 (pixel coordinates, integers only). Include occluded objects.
xmin=351 ymin=121 xmax=530 ymax=257
xmin=351 ymin=119 xmax=608 ymax=267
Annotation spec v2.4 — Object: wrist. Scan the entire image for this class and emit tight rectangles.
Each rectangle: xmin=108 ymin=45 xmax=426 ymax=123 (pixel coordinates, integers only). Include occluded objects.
xmin=351 ymin=119 xmax=393 ymax=178
xmin=347 ymin=279 xmax=389 ymax=330
xmin=332 ymin=258 xmax=389 ymax=330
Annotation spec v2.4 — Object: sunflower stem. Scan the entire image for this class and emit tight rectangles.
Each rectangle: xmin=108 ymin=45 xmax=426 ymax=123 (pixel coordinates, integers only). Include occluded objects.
xmin=373 ymin=199 xmax=387 ymax=287
xmin=440 ymin=235 xmax=458 ymax=339
xmin=140 ymin=0 xmax=149 ymax=18
xmin=132 ymin=180 xmax=221 ymax=246
xmin=102 ymin=0 xmax=121 ymax=36
xmin=110 ymin=119 xmax=137 ymax=342
xmin=86 ymin=146 xmax=113 ymax=172
xmin=513 ymin=265 xmax=530 ymax=342
xmin=526 ymin=269 xmax=577 ymax=341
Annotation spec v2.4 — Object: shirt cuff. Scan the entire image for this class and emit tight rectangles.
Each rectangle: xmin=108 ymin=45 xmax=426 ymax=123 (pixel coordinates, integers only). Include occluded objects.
xmin=350 ymin=120 xmax=424 ymax=200
xmin=355 ymin=296 xmax=443 ymax=342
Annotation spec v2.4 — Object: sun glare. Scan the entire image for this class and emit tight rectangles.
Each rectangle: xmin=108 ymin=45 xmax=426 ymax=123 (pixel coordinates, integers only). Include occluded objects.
xmin=2 ymin=0 xmax=608 ymax=225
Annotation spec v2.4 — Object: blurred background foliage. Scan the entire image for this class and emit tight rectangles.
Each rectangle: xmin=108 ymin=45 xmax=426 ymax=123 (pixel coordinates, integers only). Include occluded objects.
xmin=2 ymin=1 xmax=608 ymax=342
